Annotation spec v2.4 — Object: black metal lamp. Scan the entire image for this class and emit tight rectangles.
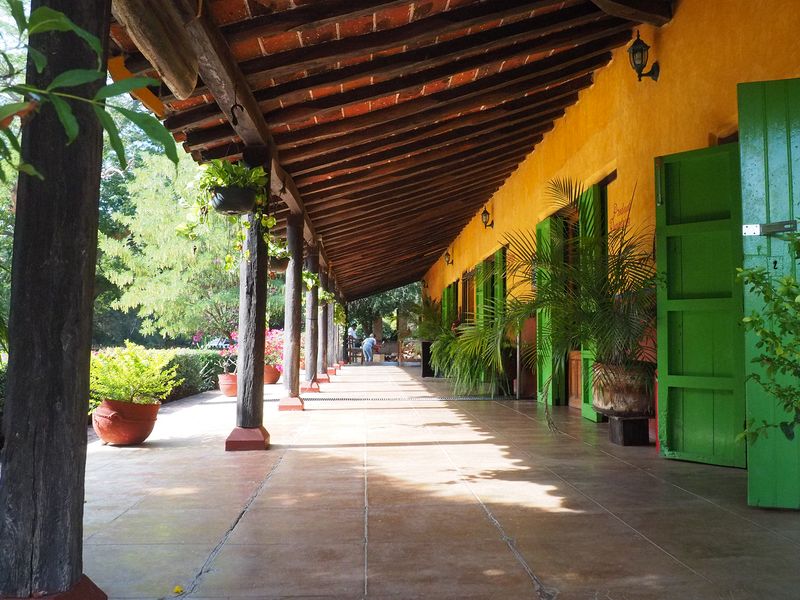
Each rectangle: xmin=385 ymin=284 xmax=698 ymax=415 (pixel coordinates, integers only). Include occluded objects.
xmin=628 ymin=30 xmax=659 ymax=81
xmin=444 ymin=250 xmax=453 ymax=265
xmin=481 ymin=206 xmax=494 ymax=229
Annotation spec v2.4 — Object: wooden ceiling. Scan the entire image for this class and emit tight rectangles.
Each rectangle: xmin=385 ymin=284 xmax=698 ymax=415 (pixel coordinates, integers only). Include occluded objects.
xmin=110 ymin=0 xmax=671 ymax=300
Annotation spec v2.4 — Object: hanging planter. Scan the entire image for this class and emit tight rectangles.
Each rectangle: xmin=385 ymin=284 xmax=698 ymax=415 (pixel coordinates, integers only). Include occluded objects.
xmin=269 ymin=256 xmax=290 ymax=272
xmin=210 ymin=185 xmax=256 ymax=215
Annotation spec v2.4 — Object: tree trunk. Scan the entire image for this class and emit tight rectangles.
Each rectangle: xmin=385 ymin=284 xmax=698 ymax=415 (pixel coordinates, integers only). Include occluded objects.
xmin=282 ymin=214 xmax=303 ymax=397
xmin=304 ymin=247 xmax=319 ymax=382
xmin=0 ymin=1 xmax=111 ymax=596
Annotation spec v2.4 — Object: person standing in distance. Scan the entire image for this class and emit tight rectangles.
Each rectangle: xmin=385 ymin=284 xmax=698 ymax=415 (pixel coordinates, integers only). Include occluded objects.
xmin=362 ymin=333 xmax=377 ymax=363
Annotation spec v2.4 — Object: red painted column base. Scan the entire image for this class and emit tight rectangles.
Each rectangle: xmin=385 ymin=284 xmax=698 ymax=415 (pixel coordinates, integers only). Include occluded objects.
xmin=300 ymin=381 xmax=321 ymax=393
xmin=225 ymin=425 xmax=270 ymax=451
xmin=0 ymin=575 xmax=108 ymax=599
xmin=317 ymin=373 xmax=331 ymax=383
xmin=278 ymin=396 xmax=305 ymax=411
xmin=326 ymin=367 xmax=337 ymax=376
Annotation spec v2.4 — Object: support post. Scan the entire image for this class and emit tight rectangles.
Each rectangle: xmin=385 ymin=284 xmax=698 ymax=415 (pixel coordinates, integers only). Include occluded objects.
xmin=279 ymin=213 xmax=304 ymax=410
xmin=301 ymin=246 xmax=320 ymax=392
xmin=0 ymin=2 xmax=111 ymax=597
xmin=225 ymin=146 xmax=270 ymax=451
xmin=342 ymin=304 xmax=349 ymax=363
xmin=318 ymin=272 xmax=330 ymax=380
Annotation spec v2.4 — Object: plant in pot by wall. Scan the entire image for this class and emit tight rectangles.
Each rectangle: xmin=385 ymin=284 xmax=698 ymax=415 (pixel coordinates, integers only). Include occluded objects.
xmin=264 ymin=328 xmax=284 ymax=384
xmin=504 ymin=178 xmax=658 ymax=444
xmin=217 ymin=340 xmax=238 ymax=397
xmin=90 ymin=342 xmax=182 ymax=446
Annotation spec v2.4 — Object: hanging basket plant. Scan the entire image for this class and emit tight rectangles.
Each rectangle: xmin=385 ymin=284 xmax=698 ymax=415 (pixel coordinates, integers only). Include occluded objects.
xmin=268 ymin=237 xmax=291 ymax=272
xmin=197 ymin=159 xmax=267 ymax=216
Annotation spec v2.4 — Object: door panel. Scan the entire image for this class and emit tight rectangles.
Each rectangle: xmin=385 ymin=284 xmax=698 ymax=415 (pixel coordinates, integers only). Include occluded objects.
xmin=739 ymin=78 xmax=800 ymax=508
xmin=655 ymin=143 xmax=746 ymax=467
xmin=567 ymin=350 xmax=582 ymax=409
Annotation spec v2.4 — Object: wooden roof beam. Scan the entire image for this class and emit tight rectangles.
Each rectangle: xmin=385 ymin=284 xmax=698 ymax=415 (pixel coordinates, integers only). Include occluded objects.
xmin=590 ymin=0 xmax=672 ymax=26
xmin=170 ymin=0 xmax=337 ymax=283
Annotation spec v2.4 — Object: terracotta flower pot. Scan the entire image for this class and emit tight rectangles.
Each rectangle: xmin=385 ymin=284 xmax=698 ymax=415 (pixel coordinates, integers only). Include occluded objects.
xmin=263 ymin=364 xmax=281 ymax=384
xmin=218 ymin=373 xmax=237 ymax=397
xmin=92 ymin=399 xmax=160 ymax=446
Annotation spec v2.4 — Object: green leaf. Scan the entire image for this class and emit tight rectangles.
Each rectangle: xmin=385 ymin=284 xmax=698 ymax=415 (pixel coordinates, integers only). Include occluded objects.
xmin=28 ymin=47 xmax=47 ymax=73
xmin=111 ymin=105 xmax=178 ymax=165
xmin=47 ymin=68 xmax=103 ymax=91
xmin=92 ymin=105 xmax=126 ymax=169
xmin=7 ymin=0 xmax=26 ymax=33
xmin=27 ymin=7 xmax=103 ymax=61
xmin=18 ymin=162 xmax=43 ymax=179
xmin=0 ymin=101 xmax=34 ymax=123
xmin=49 ymin=95 xmax=79 ymax=144
xmin=94 ymin=77 xmax=159 ymax=101
xmin=1 ymin=128 xmax=21 ymax=153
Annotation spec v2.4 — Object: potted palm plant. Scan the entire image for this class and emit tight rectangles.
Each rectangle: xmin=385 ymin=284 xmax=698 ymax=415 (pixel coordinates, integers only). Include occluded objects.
xmin=90 ymin=342 xmax=182 ymax=445
xmin=505 ymin=179 xmax=658 ymax=444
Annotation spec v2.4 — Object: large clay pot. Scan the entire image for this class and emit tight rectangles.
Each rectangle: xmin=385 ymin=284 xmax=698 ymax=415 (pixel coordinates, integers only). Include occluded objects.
xmin=263 ymin=364 xmax=281 ymax=384
xmin=210 ymin=186 xmax=256 ymax=215
xmin=92 ymin=399 xmax=160 ymax=446
xmin=218 ymin=373 xmax=237 ymax=397
xmin=591 ymin=361 xmax=655 ymax=418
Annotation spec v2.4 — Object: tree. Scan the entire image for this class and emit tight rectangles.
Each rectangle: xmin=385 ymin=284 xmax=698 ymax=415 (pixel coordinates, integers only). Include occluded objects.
xmin=101 ymin=152 xmax=240 ymax=339
xmin=347 ymin=282 xmax=421 ymax=337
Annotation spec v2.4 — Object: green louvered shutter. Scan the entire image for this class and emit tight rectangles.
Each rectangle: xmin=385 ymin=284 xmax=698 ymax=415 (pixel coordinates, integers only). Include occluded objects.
xmin=494 ymin=248 xmax=506 ymax=321
xmin=442 ymin=285 xmax=450 ymax=326
xmin=475 ymin=263 xmax=485 ymax=326
xmin=536 ymin=218 xmax=565 ymax=405
xmin=578 ymin=186 xmax=604 ymax=422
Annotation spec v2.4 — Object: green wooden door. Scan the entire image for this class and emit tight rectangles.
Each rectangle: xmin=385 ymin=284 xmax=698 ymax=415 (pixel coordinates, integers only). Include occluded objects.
xmin=578 ymin=186 xmax=604 ymax=422
xmin=536 ymin=217 xmax=565 ymax=405
xmin=655 ymin=143 xmax=746 ymax=467
xmin=739 ymin=78 xmax=800 ymax=508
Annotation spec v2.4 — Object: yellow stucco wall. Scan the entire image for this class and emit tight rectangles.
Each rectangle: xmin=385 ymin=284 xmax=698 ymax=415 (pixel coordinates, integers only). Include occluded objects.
xmin=424 ymin=0 xmax=800 ymax=301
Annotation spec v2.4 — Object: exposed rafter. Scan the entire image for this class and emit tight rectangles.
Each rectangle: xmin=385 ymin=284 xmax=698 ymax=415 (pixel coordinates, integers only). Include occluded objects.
xmin=590 ymin=0 xmax=672 ymax=26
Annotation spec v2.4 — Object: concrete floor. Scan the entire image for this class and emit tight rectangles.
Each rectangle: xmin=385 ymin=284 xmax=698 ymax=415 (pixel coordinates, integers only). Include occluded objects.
xmin=82 ymin=365 xmax=800 ymax=600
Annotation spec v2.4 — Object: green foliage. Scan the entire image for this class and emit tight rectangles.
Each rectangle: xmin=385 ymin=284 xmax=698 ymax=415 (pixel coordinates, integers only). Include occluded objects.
xmin=738 ymin=259 xmax=800 ymax=441
xmin=89 ymin=342 xmax=182 ymax=410
xmin=0 ymin=1 xmax=178 ymax=179
xmin=429 ymin=299 xmax=512 ymax=396
xmin=504 ymin=178 xmax=658 ymax=396
xmin=302 ymin=269 xmax=320 ymax=291
xmin=348 ymin=282 xmax=421 ymax=333
xmin=415 ymin=295 xmax=446 ymax=341
xmin=178 ymin=159 xmax=275 ymax=271
xmin=101 ymin=153 xmax=240 ymax=338
xmin=164 ymin=349 xmax=220 ymax=402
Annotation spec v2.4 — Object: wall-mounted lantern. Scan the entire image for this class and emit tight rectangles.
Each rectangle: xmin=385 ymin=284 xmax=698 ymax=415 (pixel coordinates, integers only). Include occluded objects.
xmin=628 ymin=30 xmax=659 ymax=81
xmin=481 ymin=206 xmax=494 ymax=229
xmin=444 ymin=250 xmax=453 ymax=265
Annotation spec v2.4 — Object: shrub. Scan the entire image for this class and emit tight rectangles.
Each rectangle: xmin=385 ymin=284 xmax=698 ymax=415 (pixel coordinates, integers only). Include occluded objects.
xmin=89 ymin=342 xmax=182 ymax=412
xmin=165 ymin=349 xmax=220 ymax=402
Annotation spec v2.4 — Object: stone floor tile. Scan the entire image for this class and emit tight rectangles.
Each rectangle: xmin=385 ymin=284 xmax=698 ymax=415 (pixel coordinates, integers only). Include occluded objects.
xmin=227 ymin=507 xmax=365 ymax=545
xmin=194 ymin=542 xmax=364 ymax=598
xmin=368 ymin=504 xmax=498 ymax=543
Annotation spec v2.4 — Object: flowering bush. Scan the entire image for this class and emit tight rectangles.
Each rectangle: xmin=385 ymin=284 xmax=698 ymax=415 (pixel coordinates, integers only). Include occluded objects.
xmin=265 ymin=328 xmax=284 ymax=368
xmin=218 ymin=344 xmax=238 ymax=374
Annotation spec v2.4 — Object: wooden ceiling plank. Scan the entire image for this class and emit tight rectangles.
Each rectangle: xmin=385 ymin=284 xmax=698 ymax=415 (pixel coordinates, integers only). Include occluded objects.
xmin=295 ymin=117 xmax=556 ymax=186
xmin=590 ymin=0 xmax=672 ymax=26
xmin=296 ymin=136 xmax=541 ymax=198
xmin=165 ymin=4 xmax=609 ymax=131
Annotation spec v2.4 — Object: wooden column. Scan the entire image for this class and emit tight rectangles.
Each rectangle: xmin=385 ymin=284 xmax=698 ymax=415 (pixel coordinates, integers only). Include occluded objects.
xmin=342 ymin=304 xmax=350 ymax=363
xmin=279 ymin=213 xmax=304 ymax=410
xmin=301 ymin=246 xmax=319 ymax=391
xmin=0 ymin=2 xmax=110 ymax=598
xmin=318 ymin=272 xmax=330 ymax=380
xmin=225 ymin=147 xmax=271 ymax=451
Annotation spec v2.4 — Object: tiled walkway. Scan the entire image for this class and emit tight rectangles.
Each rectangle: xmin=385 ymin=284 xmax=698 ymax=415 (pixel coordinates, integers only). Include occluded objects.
xmin=82 ymin=366 xmax=800 ymax=599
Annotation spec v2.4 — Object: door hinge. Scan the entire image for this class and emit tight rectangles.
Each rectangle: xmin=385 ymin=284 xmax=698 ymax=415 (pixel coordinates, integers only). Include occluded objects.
xmin=742 ymin=220 xmax=797 ymax=236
